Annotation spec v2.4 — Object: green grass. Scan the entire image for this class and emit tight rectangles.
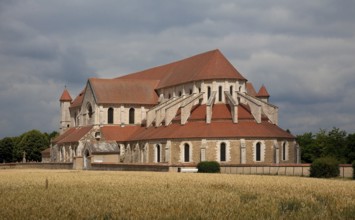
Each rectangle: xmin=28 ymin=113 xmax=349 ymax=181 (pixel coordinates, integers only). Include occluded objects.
xmin=0 ymin=169 xmax=354 ymax=219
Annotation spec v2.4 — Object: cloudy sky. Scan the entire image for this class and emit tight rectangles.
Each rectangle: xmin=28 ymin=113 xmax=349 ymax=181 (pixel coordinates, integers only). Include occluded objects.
xmin=0 ymin=0 xmax=354 ymax=138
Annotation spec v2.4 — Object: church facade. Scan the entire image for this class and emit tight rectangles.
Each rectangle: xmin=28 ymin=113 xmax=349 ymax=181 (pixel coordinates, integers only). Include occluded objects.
xmin=51 ymin=49 xmax=299 ymax=169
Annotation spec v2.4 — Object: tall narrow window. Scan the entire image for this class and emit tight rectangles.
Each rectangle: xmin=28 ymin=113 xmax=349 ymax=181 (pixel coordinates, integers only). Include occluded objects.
xmin=218 ymin=86 xmax=222 ymax=101
xmin=87 ymin=104 xmax=93 ymax=118
xmin=189 ymin=89 xmax=193 ymax=95
xmin=256 ymin=142 xmax=261 ymax=161
xmin=207 ymin=86 xmax=211 ymax=100
xmin=184 ymin=143 xmax=190 ymax=162
xmin=108 ymin=108 xmax=114 ymax=124
xmin=282 ymin=142 xmax=286 ymax=161
xmin=87 ymin=103 xmax=93 ymax=125
xmin=129 ymin=108 xmax=135 ymax=124
xmin=230 ymin=86 xmax=233 ymax=95
xmin=220 ymin=142 xmax=226 ymax=162
xmin=156 ymin=144 xmax=161 ymax=163
xmin=74 ymin=113 xmax=77 ymax=126
xmin=179 ymin=91 xmax=182 ymax=97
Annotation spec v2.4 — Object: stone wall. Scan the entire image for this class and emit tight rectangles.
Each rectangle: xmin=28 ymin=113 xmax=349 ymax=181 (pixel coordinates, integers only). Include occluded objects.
xmin=0 ymin=163 xmax=73 ymax=170
xmin=90 ymin=163 xmax=169 ymax=172
xmin=220 ymin=164 xmax=353 ymax=178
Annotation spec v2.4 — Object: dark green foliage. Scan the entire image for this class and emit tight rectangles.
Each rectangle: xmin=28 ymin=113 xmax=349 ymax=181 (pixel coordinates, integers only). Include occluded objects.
xmin=297 ymin=132 xmax=318 ymax=163
xmin=0 ymin=137 xmax=15 ymax=163
xmin=297 ymin=128 xmax=355 ymax=163
xmin=346 ymin=134 xmax=355 ymax=163
xmin=197 ymin=161 xmax=220 ymax=173
xmin=352 ymin=161 xmax=355 ymax=180
xmin=14 ymin=130 xmax=49 ymax=162
xmin=310 ymin=157 xmax=339 ymax=178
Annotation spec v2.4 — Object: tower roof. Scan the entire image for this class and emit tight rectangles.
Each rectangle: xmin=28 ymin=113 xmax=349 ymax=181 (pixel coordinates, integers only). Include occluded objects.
xmin=246 ymin=83 xmax=257 ymax=96
xmin=59 ymin=88 xmax=72 ymax=102
xmin=256 ymin=85 xmax=270 ymax=98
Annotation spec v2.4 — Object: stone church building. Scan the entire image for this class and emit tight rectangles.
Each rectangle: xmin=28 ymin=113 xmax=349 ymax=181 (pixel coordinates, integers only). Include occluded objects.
xmin=51 ymin=49 xmax=299 ymax=169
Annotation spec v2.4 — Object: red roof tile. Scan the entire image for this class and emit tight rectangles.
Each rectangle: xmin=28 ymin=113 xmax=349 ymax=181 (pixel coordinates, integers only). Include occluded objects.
xmin=89 ymin=78 xmax=159 ymax=105
xmin=101 ymin=125 xmax=143 ymax=142
xmin=70 ymin=88 xmax=85 ymax=108
xmin=54 ymin=126 xmax=93 ymax=144
xmin=59 ymin=88 xmax=72 ymax=102
xmin=118 ymin=49 xmax=246 ymax=89
xmin=246 ymin=83 xmax=257 ymax=96
xmin=257 ymin=85 xmax=270 ymax=97
xmin=130 ymin=120 xmax=294 ymax=141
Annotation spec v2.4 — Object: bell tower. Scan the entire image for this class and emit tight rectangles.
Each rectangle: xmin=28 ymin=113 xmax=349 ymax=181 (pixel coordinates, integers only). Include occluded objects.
xmin=59 ymin=86 xmax=72 ymax=134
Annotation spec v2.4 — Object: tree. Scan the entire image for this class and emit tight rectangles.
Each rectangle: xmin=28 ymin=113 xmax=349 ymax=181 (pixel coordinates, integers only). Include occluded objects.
xmin=44 ymin=131 xmax=59 ymax=143
xmin=346 ymin=133 xmax=355 ymax=163
xmin=14 ymin=130 xmax=49 ymax=162
xmin=0 ymin=137 xmax=15 ymax=163
xmin=314 ymin=128 xmax=347 ymax=163
xmin=297 ymin=132 xmax=318 ymax=163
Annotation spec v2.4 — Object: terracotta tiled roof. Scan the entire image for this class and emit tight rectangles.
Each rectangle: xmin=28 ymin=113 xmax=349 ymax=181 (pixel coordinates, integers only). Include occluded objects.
xmin=53 ymin=126 xmax=93 ymax=144
xmin=59 ymin=88 xmax=72 ymax=102
xmin=118 ymin=49 xmax=246 ymax=89
xmin=176 ymin=104 xmax=265 ymax=122
xmin=100 ymin=125 xmax=143 ymax=142
xmin=130 ymin=120 xmax=294 ymax=141
xmin=41 ymin=148 xmax=51 ymax=157
xmin=256 ymin=85 xmax=270 ymax=97
xmin=246 ymin=83 xmax=257 ymax=96
xmin=89 ymin=78 xmax=159 ymax=105
xmin=70 ymin=88 xmax=85 ymax=108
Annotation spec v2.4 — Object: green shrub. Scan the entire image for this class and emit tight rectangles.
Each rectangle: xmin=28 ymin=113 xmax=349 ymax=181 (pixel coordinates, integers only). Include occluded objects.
xmin=197 ymin=161 xmax=220 ymax=173
xmin=310 ymin=157 xmax=339 ymax=178
xmin=352 ymin=161 xmax=355 ymax=180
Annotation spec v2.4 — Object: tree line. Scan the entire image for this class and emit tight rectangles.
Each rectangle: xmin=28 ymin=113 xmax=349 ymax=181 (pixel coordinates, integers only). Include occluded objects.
xmin=296 ymin=127 xmax=355 ymax=164
xmin=0 ymin=130 xmax=58 ymax=163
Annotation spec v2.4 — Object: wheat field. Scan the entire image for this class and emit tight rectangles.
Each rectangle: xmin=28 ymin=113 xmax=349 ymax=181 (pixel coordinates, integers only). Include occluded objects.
xmin=0 ymin=169 xmax=354 ymax=219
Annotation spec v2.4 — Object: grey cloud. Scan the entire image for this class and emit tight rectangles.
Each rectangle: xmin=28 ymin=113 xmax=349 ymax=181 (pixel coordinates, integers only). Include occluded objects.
xmin=0 ymin=0 xmax=354 ymax=138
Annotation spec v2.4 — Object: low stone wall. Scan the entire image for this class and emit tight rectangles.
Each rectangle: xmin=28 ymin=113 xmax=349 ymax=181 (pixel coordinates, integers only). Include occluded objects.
xmin=0 ymin=162 xmax=352 ymax=178
xmin=90 ymin=163 xmax=170 ymax=172
xmin=0 ymin=162 xmax=73 ymax=170
xmin=220 ymin=164 xmax=353 ymax=178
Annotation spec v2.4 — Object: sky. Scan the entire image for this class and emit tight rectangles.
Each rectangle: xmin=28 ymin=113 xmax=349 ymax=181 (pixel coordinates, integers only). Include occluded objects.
xmin=0 ymin=0 xmax=354 ymax=138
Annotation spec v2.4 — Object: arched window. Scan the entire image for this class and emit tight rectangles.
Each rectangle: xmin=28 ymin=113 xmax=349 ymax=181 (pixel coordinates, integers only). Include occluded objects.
xmin=230 ymin=86 xmax=233 ymax=95
xmin=87 ymin=104 xmax=93 ymax=118
xmin=155 ymin=144 xmax=161 ymax=163
xmin=87 ymin=103 xmax=93 ymax=125
xmin=282 ymin=142 xmax=286 ymax=161
xmin=207 ymin=86 xmax=211 ymax=100
xmin=218 ymin=86 xmax=222 ymax=101
xmin=108 ymin=107 xmax=114 ymax=124
xmin=168 ymin=93 xmax=171 ymax=99
xmin=220 ymin=142 xmax=226 ymax=162
xmin=184 ymin=143 xmax=190 ymax=162
xmin=129 ymin=108 xmax=135 ymax=124
xmin=189 ymin=89 xmax=193 ymax=95
xmin=256 ymin=142 xmax=261 ymax=161
xmin=179 ymin=91 xmax=182 ymax=97
xmin=198 ymin=87 xmax=201 ymax=93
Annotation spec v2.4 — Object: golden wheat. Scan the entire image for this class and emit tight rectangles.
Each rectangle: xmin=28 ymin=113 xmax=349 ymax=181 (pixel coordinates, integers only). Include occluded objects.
xmin=0 ymin=169 xmax=354 ymax=219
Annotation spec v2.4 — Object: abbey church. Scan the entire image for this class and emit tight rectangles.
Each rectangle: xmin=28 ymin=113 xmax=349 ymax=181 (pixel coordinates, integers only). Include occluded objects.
xmin=51 ymin=49 xmax=299 ymax=169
